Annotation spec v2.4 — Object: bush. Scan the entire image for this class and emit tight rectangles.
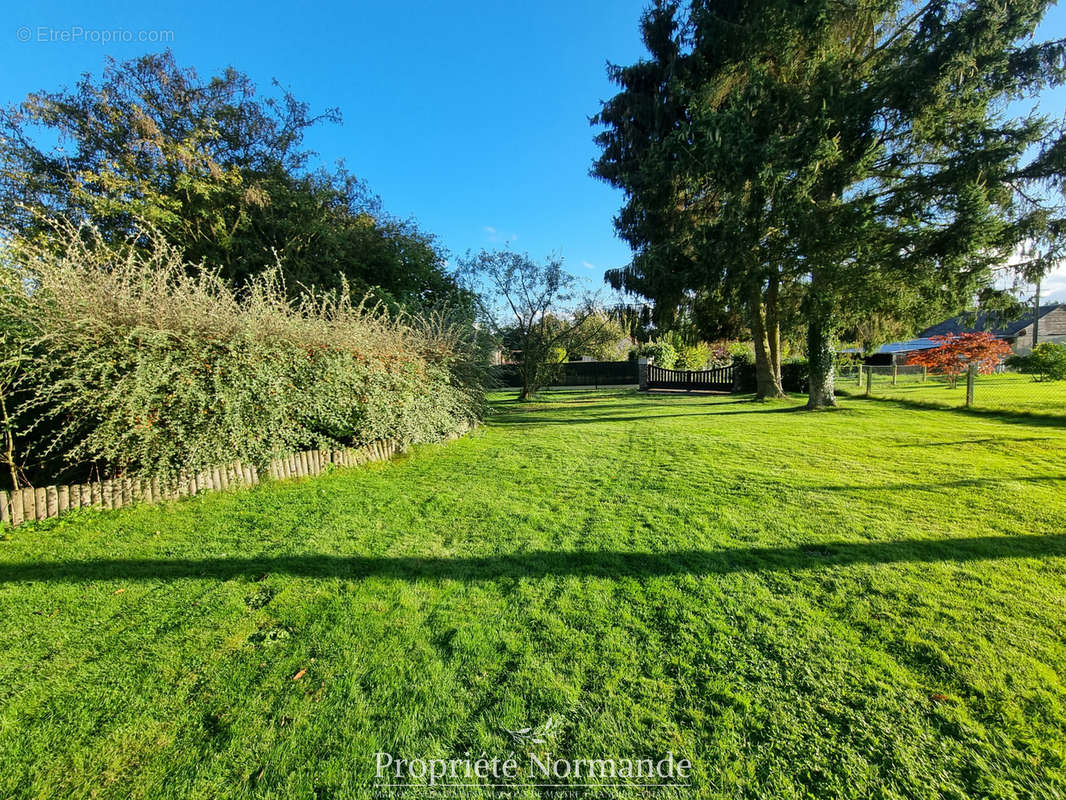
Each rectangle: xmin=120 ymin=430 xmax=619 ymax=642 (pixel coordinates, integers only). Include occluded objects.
xmin=0 ymin=222 xmax=486 ymax=486
xmin=836 ymin=351 xmax=863 ymax=370
xmin=708 ymin=342 xmax=732 ymax=368
xmin=639 ymin=341 xmax=677 ymax=369
xmin=675 ymin=342 xmax=710 ymax=370
xmin=1006 ymin=342 xmax=1066 ymax=382
xmin=729 ymin=342 xmax=755 ymax=366
xmin=731 ymin=359 xmax=807 ymax=393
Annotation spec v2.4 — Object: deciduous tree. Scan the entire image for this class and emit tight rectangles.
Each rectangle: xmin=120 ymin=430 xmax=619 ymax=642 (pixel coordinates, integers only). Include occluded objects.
xmin=0 ymin=51 xmax=468 ymax=309
xmin=459 ymin=250 xmax=606 ymax=400
xmin=907 ymin=333 xmax=1012 ymax=387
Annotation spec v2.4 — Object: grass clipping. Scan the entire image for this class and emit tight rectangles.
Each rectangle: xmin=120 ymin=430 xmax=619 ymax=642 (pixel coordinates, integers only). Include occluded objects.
xmin=0 ymin=221 xmax=484 ymax=483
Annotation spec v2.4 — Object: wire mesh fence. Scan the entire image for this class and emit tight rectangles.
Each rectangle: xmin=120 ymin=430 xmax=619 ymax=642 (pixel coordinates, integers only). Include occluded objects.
xmin=841 ymin=364 xmax=1066 ymax=418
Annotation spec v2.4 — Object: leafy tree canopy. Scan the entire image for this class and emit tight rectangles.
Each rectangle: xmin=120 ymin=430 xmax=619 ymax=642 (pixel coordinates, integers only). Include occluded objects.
xmin=594 ymin=0 xmax=1066 ymax=406
xmin=0 ymin=51 xmax=469 ymax=311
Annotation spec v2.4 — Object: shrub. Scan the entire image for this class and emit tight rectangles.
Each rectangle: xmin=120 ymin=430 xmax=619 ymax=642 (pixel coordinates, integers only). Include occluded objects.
xmin=836 ymin=351 xmax=863 ymax=370
xmin=708 ymin=342 xmax=732 ymax=368
xmin=0 ymin=222 xmax=486 ymax=486
xmin=675 ymin=342 xmax=710 ymax=370
xmin=728 ymin=342 xmax=755 ymax=366
xmin=781 ymin=359 xmax=809 ymax=393
xmin=1007 ymin=342 xmax=1066 ymax=381
xmin=639 ymin=341 xmax=677 ymax=369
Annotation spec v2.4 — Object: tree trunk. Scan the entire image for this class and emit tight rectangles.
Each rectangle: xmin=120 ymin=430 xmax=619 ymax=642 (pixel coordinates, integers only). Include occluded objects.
xmin=749 ymin=281 xmax=786 ymax=399
xmin=518 ymin=362 xmax=535 ymax=401
xmin=0 ymin=388 xmax=17 ymax=490
xmin=766 ymin=270 xmax=783 ymax=387
xmin=806 ymin=270 xmax=837 ymax=409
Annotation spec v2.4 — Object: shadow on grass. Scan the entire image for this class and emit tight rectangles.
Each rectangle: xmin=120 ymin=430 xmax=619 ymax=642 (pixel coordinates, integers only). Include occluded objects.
xmin=837 ymin=391 xmax=1066 ymax=428
xmin=489 ymin=397 xmax=754 ymax=416
xmin=891 ymin=437 xmax=1054 ymax=447
xmin=3 ymin=532 xmax=1063 ymax=584
xmin=812 ymin=474 xmax=1066 ymax=492
xmin=489 ymin=405 xmax=809 ymax=427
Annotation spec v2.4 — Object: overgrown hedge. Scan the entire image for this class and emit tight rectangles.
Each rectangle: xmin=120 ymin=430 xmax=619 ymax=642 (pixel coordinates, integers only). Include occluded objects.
xmin=0 ymin=223 xmax=487 ymax=488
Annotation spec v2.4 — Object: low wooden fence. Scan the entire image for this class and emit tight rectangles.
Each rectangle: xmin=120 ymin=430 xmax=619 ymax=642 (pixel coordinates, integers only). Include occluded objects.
xmin=646 ymin=363 xmax=735 ymax=391
xmin=0 ymin=436 xmax=443 ymax=528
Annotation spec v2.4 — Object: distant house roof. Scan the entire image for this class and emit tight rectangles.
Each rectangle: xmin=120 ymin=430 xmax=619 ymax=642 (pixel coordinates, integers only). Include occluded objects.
xmin=840 ymin=338 xmax=942 ymax=355
xmin=919 ymin=304 xmax=1062 ymax=339
xmin=876 ymin=338 xmax=942 ymax=354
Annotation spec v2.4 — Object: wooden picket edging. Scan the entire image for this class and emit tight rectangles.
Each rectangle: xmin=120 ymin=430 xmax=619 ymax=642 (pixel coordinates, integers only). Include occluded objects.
xmin=0 ymin=435 xmax=455 ymax=528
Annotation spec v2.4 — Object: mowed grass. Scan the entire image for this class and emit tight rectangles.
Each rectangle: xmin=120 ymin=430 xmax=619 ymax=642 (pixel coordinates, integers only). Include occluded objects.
xmin=1 ymin=390 xmax=1064 ymax=799
xmin=842 ymin=371 xmax=1066 ymax=418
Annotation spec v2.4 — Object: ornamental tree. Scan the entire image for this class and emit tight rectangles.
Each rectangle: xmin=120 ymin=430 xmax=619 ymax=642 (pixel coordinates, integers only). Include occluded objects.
xmin=907 ymin=333 xmax=1013 ymax=387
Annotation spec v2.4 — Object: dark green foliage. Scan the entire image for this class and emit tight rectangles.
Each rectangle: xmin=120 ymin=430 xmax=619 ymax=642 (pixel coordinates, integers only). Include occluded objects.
xmin=594 ymin=1 xmax=1066 ymax=407
xmin=606 ymin=301 xmax=655 ymax=345
xmin=0 ymin=51 xmax=469 ymax=309
xmin=735 ymin=359 xmax=808 ymax=393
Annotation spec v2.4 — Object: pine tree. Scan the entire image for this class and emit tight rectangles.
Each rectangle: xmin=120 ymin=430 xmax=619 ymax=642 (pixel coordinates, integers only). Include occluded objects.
xmin=594 ymin=0 xmax=1066 ymax=407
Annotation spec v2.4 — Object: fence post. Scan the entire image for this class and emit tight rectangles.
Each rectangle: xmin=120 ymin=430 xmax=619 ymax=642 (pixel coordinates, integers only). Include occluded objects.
xmin=637 ymin=357 xmax=649 ymax=391
xmin=864 ymin=366 xmax=872 ymax=396
xmin=921 ymin=366 xmax=927 ymax=383
xmin=965 ymin=363 xmax=976 ymax=408
xmin=892 ymin=364 xmax=898 ymax=386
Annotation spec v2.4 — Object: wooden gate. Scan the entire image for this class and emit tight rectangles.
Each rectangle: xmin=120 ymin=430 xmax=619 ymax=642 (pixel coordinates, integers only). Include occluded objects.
xmin=646 ymin=363 xmax=735 ymax=392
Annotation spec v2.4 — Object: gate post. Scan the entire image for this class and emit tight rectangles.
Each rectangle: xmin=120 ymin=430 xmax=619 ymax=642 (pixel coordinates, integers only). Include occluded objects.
xmin=965 ymin=362 xmax=976 ymax=408
xmin=637 ymin=357 xmax=649 ymax=391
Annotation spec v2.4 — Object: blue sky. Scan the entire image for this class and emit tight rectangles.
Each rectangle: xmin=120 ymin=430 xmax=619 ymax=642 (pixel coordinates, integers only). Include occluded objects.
xmin=3 ymin=1 xmax=1066 ymax=299
xmin=3 ymin=0 xmax=649 ymax=285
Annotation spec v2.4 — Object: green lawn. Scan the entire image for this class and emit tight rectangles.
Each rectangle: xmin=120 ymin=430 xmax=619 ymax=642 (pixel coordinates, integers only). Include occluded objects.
xmin=1 ymin=390 xmax=1064 ymax=799
xmin=841 ymin=370 xmax=1066 ymax=418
